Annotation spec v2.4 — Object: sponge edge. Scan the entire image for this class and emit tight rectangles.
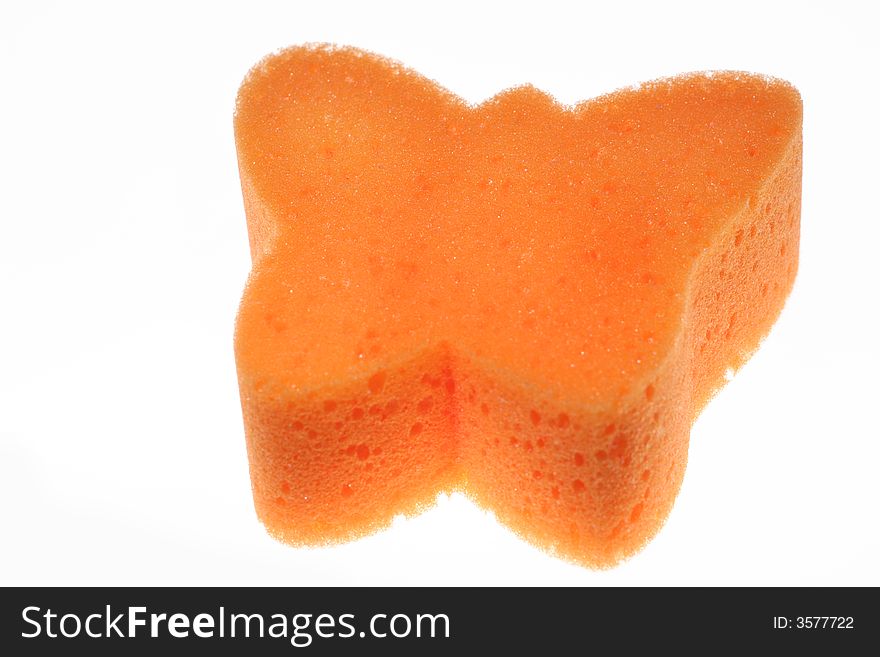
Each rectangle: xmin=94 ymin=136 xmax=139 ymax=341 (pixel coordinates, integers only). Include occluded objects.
xmin=234 ymin=45 xmax=802 ymax=567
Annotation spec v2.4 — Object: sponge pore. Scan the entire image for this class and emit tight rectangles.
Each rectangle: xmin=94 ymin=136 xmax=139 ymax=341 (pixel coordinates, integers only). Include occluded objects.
xmin=234 ymin=45 xmax=802 ymax=567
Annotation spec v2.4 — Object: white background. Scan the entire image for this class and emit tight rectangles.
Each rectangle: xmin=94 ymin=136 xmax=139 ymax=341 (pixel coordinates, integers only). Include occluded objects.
xmin=2 ymin=1 xmax=878 ymax=586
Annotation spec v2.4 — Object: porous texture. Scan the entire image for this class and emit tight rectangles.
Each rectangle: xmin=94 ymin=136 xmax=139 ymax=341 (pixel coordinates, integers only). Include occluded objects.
xmin=234 ymin=45 xmax=802 ymax=567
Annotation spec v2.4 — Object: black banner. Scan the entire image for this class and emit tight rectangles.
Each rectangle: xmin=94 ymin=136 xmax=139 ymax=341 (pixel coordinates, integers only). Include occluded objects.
xmin=1 ymin=587 xmax=876 ymax=654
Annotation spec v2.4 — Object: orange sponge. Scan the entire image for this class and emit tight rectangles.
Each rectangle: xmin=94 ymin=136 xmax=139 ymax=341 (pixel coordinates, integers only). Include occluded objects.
xmin=233 ymin=45 xmax=802 ymax=566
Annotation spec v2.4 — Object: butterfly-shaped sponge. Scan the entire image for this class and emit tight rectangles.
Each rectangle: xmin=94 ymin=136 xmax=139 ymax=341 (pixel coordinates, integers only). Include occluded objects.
xmin=233 ymin=45 xmax=801 ymax=567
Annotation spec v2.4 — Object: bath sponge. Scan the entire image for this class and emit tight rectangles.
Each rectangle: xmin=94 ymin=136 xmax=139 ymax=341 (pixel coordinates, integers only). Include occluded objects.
xmin=233 ymin=45 xmax=802 ymax=567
